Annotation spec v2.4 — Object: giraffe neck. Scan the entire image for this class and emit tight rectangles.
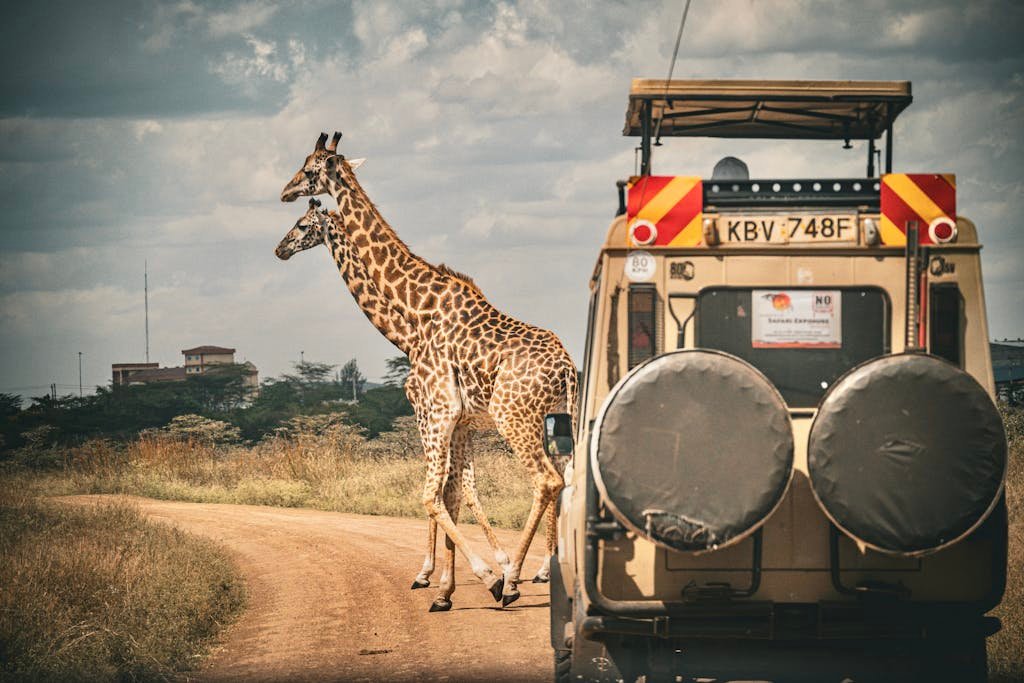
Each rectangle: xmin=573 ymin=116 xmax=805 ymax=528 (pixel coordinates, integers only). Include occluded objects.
xmin=326 ymin=171 xmax=452 ymax=323
xmin=321 ymin=213 xmax=416 ymax=356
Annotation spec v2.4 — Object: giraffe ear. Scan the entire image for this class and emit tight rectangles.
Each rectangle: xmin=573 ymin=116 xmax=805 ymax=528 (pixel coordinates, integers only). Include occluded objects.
xmin=348 ymin=158 xmax=366 ymax=171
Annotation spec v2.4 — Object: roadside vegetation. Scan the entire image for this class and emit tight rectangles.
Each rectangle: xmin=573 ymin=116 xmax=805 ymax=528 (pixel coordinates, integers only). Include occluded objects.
xmin=0 ymin=486 xmax=244 ymax=681
xmin=0 ymin=357 xmax=410 ymax=452
xmin=990 ymin=404 xmax=1023 ymax=683
xmin=2 ymin=412 xmax=533 ymax=531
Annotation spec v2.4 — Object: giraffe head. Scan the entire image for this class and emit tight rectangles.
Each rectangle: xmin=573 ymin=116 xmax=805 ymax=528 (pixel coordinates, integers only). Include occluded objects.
xmin=275 ymin=198 xmax=331 ymax=260
xmin=280 ymin=131 xmax=365 ymax=203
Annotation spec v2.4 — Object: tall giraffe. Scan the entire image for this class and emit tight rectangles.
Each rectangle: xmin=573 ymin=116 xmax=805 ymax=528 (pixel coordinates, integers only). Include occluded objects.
xmin=275 ymin=197 xmax=516 ymax=601
xmin=280 ymin=132 xmax=577 ymax=609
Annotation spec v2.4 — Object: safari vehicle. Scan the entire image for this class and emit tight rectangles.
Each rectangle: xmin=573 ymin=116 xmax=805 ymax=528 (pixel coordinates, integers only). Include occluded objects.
xmin=546 ymin=80 xmax=1008 ymax=682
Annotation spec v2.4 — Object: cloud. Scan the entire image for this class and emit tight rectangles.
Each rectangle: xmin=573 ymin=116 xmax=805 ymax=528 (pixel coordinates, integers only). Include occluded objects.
xmin=207 ymin=1 xmax=280 ymax=38
xmin=210 ymin=34 xmax=292 ymax=90
xmin=141 ymin=0 xmax=203 ymax=53
xmin=2 ymin=0 xmax=1024 ymax=399
xmin=133 ymin=120 xmax=164 ymax=141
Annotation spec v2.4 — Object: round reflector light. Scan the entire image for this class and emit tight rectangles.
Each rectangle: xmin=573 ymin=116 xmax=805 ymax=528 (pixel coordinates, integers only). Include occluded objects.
xmin=629 ymin=219 xmax=657 ymax=246
xmin=928 ymin=216 xmax=957 ymax=244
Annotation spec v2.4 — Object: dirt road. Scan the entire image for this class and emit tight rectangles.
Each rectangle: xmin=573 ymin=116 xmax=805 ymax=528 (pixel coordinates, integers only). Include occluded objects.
xmin=67 ymin=496 xmax=552 ymax=682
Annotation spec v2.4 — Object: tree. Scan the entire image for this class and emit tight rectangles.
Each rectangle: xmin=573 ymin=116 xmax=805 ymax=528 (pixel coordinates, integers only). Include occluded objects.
xmin=342 ymin=385 xmax=412 ymax=436
xmin=383 ymin=355 xmax=411 ymax=388
xmin=338 ymin=359 xmax=366 ymax=401
xmin=291 ymin=360 xmax=335 ymax=386
xmin=0 ymin=393 xmax=21 ymax=418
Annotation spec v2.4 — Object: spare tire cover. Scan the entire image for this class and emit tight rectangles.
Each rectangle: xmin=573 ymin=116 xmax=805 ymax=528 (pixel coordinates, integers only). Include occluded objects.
xmin=592 ymin=350 xmax=793 ymax=553
xmin=808 ymin=353 xmax=1006 ymax=557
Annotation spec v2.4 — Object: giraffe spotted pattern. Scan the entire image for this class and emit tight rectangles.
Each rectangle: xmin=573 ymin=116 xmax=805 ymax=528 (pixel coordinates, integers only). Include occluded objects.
xmin=279 ymin=132 xmax=577 ymax=610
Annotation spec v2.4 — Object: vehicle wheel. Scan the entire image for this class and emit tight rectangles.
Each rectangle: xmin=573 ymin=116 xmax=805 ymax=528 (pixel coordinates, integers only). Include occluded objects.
xmin=548 ymin=554 xmax=574 ymax=683
xmin=554 ymin=647 xmax=571 ymax=683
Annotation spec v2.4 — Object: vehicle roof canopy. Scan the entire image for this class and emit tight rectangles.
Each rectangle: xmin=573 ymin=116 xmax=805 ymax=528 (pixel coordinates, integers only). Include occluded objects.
xmin=625 ymin=79 xmax=912 ymax=140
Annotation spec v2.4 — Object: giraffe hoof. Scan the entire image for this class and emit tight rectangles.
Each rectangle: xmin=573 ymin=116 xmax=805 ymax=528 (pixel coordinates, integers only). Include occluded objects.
xmin=428 ymin=598 xmax=452 ymax=612
xmin=410 ymin=579 xmax=430 ymax=590
xmin=531 ymin=575 xmax=550 ymax=584
xmin=488 ymin=577 xmax=505 ymax=602
xmin=501 ymin=589 xmax=521 ymax=607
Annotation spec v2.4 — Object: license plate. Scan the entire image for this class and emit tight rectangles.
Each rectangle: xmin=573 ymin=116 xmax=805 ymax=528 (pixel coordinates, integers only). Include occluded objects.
xmin=721 ymin=214 xmax=857 ymax=244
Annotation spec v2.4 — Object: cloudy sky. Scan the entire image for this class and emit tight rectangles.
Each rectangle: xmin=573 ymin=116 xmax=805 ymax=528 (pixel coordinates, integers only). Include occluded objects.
xmin=1 ymin=0 xmax=1022 ymax=398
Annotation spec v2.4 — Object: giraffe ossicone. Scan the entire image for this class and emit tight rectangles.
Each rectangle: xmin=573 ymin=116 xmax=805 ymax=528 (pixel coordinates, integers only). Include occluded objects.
xmin=279 ymin=131 xmax=577 ymax=610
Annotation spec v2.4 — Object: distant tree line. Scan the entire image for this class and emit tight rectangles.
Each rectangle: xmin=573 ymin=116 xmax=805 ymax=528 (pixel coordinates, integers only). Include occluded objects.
xmin=0 ymin=356 xmax=413 ymax=455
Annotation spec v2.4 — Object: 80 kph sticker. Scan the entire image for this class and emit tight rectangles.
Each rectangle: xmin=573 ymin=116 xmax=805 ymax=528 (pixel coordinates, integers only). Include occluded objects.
xmin=625 ymin=251 xmax=656 ymax=281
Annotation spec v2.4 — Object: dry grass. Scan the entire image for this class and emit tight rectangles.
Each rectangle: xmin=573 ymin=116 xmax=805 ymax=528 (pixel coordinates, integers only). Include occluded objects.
xmin=989 ymin=405 xmax=1024 ymax=682
xmin=27 ymin=423 xmax=534 ymax=531
xmin=0 ymin=485 xmax=244 ymax=681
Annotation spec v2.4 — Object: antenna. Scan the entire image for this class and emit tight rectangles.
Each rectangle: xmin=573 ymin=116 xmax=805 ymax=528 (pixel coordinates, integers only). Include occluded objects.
xmin=144 ymin=261 xmax=150 ymax=363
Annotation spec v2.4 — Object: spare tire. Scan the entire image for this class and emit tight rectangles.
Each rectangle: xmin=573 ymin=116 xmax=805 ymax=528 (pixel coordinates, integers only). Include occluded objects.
xmin=591 ymin=350 xmax=793 ymax=553
xmin=808 ymin=353 xmax=1006 ymax=557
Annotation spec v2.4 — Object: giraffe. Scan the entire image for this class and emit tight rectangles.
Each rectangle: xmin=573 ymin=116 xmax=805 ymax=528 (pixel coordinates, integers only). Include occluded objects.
xmin=274 ymin=197 xmax=516 ymax=599
xmin=280 ymin=132 xmax=577 ymax=609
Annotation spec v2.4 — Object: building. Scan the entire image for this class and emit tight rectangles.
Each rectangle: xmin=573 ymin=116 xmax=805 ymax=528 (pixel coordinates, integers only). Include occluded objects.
xmin=181 ymin=345 xmax=259 ymax=396
xmin=112 ymin=362 xmax=159 ymax=386
xmin=110 ymin=344 xmax=259 ymax=398
xmin=182 ymin=345 xmax=237 ymax=375
xmin=992 ymin=339 xmax=1024 ymax=405
xmin=122 ymin=366 xmax=187 ymax=384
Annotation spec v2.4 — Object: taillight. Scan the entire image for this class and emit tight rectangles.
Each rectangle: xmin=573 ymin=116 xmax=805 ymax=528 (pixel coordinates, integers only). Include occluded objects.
xmin=928 ymin=216 xmax=957 ymax=243
xmin=628 ymin=284 xmax=657 ymax=368
xmin=629 ymin=219 xmax=657 ymax=246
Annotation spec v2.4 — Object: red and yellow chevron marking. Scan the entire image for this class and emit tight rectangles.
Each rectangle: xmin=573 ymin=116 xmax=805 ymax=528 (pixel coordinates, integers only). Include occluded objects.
xmin=880 ymin=173 xmax=956 ymax=245
xmin=627 ymin=176 xmax=703 ymax=247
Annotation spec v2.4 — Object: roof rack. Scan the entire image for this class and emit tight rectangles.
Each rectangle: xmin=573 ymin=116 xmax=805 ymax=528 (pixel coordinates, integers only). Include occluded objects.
xmin=625 ymin=79 xmax=913 ymax=177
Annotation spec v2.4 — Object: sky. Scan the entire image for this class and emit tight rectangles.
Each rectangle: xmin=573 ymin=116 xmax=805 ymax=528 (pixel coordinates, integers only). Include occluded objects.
xmin=1 ymin=0 xmax=1022 ymax=399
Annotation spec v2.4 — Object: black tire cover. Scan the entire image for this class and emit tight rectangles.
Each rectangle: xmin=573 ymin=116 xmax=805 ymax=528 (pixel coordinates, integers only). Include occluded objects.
xmin=592 ymin=350 xmax=793 ymax=553
xmin=808 ymin=353 xmax=1006 ymax=557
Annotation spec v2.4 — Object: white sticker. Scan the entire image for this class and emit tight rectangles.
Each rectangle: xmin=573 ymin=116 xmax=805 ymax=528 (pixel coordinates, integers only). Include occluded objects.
xmin=625 ymin=250 xmax=656 ymax=282
xmin=752 ymin=290 xmax=842 ymax=348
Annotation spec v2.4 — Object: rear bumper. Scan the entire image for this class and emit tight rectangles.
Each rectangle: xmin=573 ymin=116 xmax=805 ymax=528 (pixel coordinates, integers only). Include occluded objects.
xmin=579 ymin=606 xmax=1001 ymax=642
xmin=571 ymin=633 xmax=991 ymax=683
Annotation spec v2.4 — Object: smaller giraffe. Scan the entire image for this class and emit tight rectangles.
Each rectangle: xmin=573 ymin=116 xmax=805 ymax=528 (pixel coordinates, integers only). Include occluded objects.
xmin=275 ymin=199 xmax=516 ymax=598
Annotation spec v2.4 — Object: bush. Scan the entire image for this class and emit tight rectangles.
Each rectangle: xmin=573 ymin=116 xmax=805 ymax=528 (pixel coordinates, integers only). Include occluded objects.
xmin=161 ymin=413 xmax=241 ymax=444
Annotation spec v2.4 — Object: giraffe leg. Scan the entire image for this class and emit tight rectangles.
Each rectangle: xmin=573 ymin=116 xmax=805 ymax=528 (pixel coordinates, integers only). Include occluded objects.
xmin=531 ymin=499 xmax=558 ymax=583
xmin=419 ymin=396 xmax=503 ymax=608
xmin=406 ymin=371 xmax=440 ymax=591
xmin=492 ymin=412 xmax=564 ymax=607
xmin=411 ymin=516 xmax=437 ymax=589
xmin=429 ymin=463 xmax=462 ymax=612
xmin=533 ymin=456 xmax=568 ymax=583
xmin=461 ymin=452 xmax=513 ymax=575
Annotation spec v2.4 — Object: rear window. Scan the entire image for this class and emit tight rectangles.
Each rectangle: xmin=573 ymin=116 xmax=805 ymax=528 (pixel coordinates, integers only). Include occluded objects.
xmin=695 ymin=287 xmax=889 ymax=407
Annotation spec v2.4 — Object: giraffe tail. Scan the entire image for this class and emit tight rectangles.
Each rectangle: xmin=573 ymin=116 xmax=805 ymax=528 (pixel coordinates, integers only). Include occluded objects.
xmin=563 ymin=362 xmax=579 ymax=437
